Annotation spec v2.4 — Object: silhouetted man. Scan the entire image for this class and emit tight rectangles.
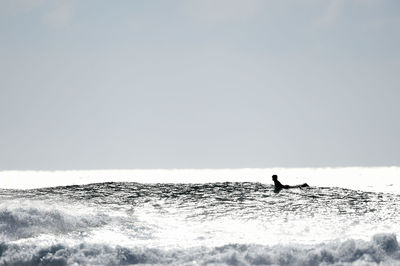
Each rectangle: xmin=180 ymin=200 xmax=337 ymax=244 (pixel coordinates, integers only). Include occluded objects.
xmin=272 ymin=175 xmax=309 ymax=191
xmin=272 ymin=175 xmax=290 ymax=189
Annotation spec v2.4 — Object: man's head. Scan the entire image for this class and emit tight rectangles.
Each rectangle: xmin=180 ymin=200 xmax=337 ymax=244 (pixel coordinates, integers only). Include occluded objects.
xmin=272 ymin=175 xmax=278 ymax=181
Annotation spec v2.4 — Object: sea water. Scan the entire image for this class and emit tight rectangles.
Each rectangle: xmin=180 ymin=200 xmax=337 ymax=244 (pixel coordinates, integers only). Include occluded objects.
xmin=0 ymin=167 xmax=400 ymax=265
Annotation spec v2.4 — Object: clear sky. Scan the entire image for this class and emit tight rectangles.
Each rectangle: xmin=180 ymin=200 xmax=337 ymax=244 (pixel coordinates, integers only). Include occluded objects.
xmin=0 ymin=0 xmax=399 ymax=170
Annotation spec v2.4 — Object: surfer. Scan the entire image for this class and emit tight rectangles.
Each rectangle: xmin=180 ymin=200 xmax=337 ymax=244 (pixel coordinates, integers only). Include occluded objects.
xmin=272 ymin=175 xmax=309 ymax=192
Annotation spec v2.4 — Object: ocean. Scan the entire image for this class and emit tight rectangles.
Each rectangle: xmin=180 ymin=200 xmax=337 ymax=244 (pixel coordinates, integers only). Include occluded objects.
xmin=0 ymin=167 xmax=400 ymax=265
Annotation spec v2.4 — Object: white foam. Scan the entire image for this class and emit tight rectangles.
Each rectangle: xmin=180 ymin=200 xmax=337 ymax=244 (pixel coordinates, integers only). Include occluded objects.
xmin=0 ymin=167 xmax=399 ymax=193
xmin=0 ymin=233 xmax=399 ymax=265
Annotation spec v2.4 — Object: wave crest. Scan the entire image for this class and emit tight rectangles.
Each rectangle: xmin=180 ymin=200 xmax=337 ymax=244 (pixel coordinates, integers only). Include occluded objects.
xmin=0 ymin=202 xmax=110 ymax=240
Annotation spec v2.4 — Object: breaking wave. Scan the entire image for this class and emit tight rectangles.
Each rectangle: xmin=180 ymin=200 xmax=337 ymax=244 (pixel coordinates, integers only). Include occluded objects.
xmin=0 ymin=202 xmax=110 ymax=241
xmin=0 ymin=233 xmax=399 ymax=265
xmin=1 ymin=182 xmax=400 ymax=265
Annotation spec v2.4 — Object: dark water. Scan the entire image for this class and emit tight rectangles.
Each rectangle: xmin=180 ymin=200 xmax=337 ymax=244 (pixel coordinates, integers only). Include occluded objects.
xmin=1 ymin=182 xmax=400 ymax=265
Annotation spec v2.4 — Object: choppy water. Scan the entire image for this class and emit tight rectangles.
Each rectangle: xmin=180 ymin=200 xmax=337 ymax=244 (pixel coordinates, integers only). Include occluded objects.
xmin=1 ymin=182 xmax=400 ymax=265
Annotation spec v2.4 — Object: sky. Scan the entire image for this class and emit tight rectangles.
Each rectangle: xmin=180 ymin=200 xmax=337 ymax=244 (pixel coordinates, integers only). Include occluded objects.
xmin=0 ymin=0 xmax=399 ymax=170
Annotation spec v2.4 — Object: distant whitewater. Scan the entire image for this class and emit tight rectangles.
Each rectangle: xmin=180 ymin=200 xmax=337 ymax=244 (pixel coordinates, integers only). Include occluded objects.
xmin=1 ymin=167 xmax=400 ymax=265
